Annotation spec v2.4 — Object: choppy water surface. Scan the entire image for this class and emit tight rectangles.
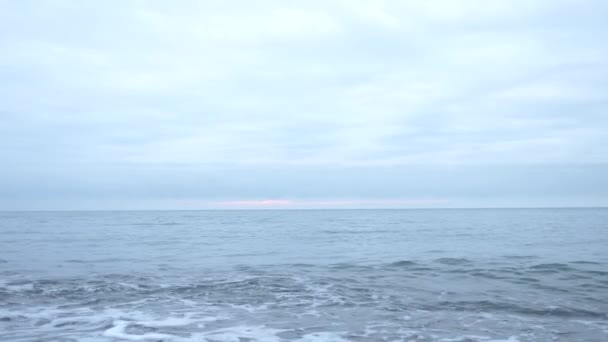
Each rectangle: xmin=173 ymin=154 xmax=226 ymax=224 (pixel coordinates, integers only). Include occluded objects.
xmin=1 ymin=209 xmax=607 ymax=341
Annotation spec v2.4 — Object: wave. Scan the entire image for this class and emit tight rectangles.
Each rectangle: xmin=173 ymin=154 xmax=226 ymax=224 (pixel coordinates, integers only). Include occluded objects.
xmin=434 ymin=257 xmax=473 ymax=265
xmin=436 ymin=300 xmax=607 ymax=319
xmin=529 ymin=263 xmax=573 ymax=271
xmin=388 ymin=260 xmax=419 ymax=267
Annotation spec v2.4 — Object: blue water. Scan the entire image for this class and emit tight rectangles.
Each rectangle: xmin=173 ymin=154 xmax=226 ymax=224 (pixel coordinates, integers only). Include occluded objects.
xmin=1 ymin=209 xmax=607 ymax=341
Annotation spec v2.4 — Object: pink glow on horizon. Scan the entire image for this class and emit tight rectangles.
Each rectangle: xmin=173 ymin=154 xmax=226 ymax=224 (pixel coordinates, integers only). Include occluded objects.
xmin=215 ymin=199 xmax=294 ymax=207
xmin=210 ymin=198 xmax=448 ymax=209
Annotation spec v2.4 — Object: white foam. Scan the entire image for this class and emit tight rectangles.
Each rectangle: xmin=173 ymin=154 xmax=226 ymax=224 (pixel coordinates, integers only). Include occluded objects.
xmin=179 ymin=298 xmax=198 ymax=306
xmin=226 ymin=303 xmax=269 ymax=313
xmin=195 ymin=325 xmax=285 ymax=342
xmin=294 ymin=332 xmax=350 ymax=342
xmin=488 ymin=337 xmax=520 ymax=342
xmin=439 ymin=335 xmax=491 ymax=342
xmin=97 ymin=309 xmax=227 ymax=341
xmin=103 ymin=320 xmax=176 ymax=341
xmin=440 ymin=336 xmax=520 ymax=342
xmin=137 ymin=316 xmax=197 ymax=327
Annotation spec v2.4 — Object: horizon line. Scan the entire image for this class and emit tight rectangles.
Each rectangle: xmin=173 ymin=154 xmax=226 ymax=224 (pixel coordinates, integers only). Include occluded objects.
xmin=1 ymin=206 xmax=607 ymax=212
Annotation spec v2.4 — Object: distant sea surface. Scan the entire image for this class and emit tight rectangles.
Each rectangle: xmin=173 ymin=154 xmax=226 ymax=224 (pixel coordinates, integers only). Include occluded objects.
xmin=1 ymin=209 xmax=607 ymax=341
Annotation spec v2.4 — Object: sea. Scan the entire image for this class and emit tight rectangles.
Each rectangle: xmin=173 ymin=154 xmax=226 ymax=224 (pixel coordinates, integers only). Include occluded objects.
xmin=0 ymin=208 xmax=607 ymax=341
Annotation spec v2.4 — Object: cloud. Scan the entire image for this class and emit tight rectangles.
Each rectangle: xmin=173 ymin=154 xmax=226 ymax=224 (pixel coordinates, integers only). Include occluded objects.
xmin=0 ymin=0 xmax=607 ymax=209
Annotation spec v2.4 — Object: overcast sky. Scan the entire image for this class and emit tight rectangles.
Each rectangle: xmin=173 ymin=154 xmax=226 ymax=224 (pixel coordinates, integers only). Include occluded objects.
xmin=1 ymin=0 xmax=607 ymax=210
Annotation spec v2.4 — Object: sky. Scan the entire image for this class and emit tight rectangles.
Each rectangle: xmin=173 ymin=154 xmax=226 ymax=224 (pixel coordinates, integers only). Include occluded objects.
xmin=1 ymin=0 xmax=607 ymax=210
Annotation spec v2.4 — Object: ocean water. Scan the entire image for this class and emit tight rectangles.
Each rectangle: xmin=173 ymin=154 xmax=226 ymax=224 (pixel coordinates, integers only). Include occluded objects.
xmin=0 ymin=209 xmax=607 ymax=342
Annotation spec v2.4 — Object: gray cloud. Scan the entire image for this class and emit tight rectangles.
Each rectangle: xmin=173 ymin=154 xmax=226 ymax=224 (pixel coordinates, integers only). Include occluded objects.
xmin=1 ymin=0 xmax=607 ymax=209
